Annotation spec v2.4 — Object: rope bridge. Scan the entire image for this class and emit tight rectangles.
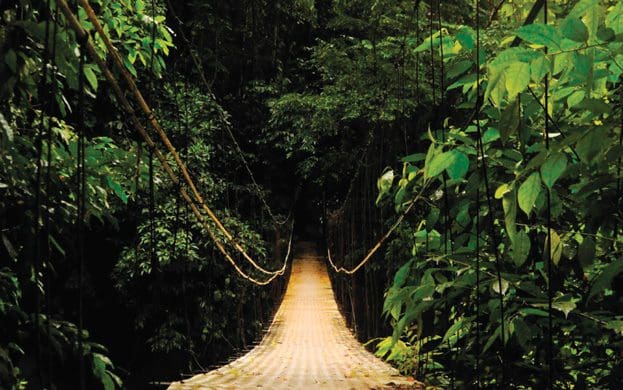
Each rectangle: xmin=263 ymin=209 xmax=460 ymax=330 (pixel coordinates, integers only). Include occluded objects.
xmin=168 ymin=242 xmax=421 ymax=389
xmin=36 ymin=0 xmax=567 ymax=389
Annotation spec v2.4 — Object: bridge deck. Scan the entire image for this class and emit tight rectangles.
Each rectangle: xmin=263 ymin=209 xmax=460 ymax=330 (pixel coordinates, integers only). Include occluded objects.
xmin=168 ymin=242 xmax=419 ymax=389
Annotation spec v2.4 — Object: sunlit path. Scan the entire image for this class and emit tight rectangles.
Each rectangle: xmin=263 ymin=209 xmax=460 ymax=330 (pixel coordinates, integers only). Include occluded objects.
xmin=168 ymin=242 xmax=419 ymax=389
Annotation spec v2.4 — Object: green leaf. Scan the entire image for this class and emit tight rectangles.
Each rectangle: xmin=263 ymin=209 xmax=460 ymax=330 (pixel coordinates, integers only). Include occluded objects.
xmin=499 ymin=98 xmax=520 ymax=142
xmin=520 ymin=307 xmax=549 ymax=317
xmin=492 ymin=278 xmax=510 ymax=295
xmin=393 ymin=260 xmax=413 ymax=289
xmin=442 ymin=319 xmax=465 ymax=344
xmin=560 ymin=17 xmax=589 ymax=42
xmin=606 ymin=2 xmax=623 ymax=34
xmin=456 ymin=26 xmax=475 ymax=50
xmin=106 ymin=177 xmax=128 ymax=204
xmin=495 ymin=183 xmax=511 ymax=199
xmin=605 ymin=320 xmax=623 ymax=336
xmin=518 ymin=172 xmax=542 ymax=216
xmin=376 ymin=170 xmax=395 ymax=204
xmin=425 ymin=150 xmax=453 ymax=178
xmin=551 ymin=297 xmax=578 ymax=319
xmin=502 ymin=189 xmax=518 ymax=243
xmin=84 ymin=66 xmax=98 ymax=91
xmin=567 ymin=90 xmax=585 ymax=108
xmin=401 ymin=153 xmax=425 ymax=163
xmin=446 ymin=151 xmax=469 ymax=180
xmin=540 ymin=152 xmax=567 ymax=188
xmin=505 ymin=62 xmax=530 ymax=98
xmin=512 ymin=230 xmax=531 ymax=267
xmin=544 ymin=229 xmax=563 ymax=266
xmin=0 ymin=112 xmax=13 ymax=142
xmin=530 ymin=55 xmax=550 ymax=82
xmin=588 ymin=259 xmax=623 ymax=302
xmin=483 ymin=325 xmax=501 ymax=353
xmin=516 ymin=24 xmax=563 ymax=50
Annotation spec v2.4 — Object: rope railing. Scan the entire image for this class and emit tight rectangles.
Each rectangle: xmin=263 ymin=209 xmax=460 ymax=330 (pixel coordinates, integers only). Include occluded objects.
xmin=164 ymin=0 xmax=294 ymax=226
xmin=57 ymin=0 xmax=293 ymax=285
xmin=326 ymin=187 xmax=427 ymax=275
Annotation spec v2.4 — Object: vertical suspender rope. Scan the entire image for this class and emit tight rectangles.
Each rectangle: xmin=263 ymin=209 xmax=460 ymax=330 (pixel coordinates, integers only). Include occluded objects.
xmin=429 ymin=1 xmax=436 ymax=107
xmin=75 ymin=1 xmax=87 ymax=384
xmin=148 ymin=0 xmax=157 ymax=274
xmin=543 ymin=1 xmax=554 ymax=388
xmin=474 ymin=0 xmax=481 ymax=387
xmin=617 ymin=92 xmax=623 ymax=240
xmin=58 ymin=1 xmax=288 ymax=286
xmin=475 ymin=98 xmax=507 ymax=387
xmin=34 ymin=1 xmax=52 ymax=383
xmin=44 ymin=3 xmax=60 ymax=384
xmin=415 ymin=0 xmax=421 ymax=107
xmin=435 ymin=4 xmax=456 ymax=386
xmin=65 ymin=0 xmax=286 ymax=277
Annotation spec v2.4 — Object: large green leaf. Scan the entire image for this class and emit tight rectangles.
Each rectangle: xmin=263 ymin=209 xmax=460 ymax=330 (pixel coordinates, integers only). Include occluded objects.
xmin=499 ymin=98 xmax=520 ymax=142
xmin=106 ymin=177 xmax=128 ymax=204
xmin=505 ymin=62 xmax=530 ymax=98
xmin=446 ymin=151 xmax=470 ymax=181
xmin=540 ymin=152 xmax=567 ymax=188
xmin=544 ymin=229 xmax=563 ymax=266
xmin=518 ymin=172 xmax=542 ymax=216
xmin=503 ymin=188 xmax=518 ymax=242
xmin=425 ymin=150 xmax=468 ymax=179
xmin=560 ymin=17 xmax=589 ymax=42
xmin=512 ymin=230 xmax=531 ymax=267
xmin=516 ymin=24 xmax=563 ymax=50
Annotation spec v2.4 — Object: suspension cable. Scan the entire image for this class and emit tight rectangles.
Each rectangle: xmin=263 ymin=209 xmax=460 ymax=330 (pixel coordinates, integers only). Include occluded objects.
xmin=57 ymin=0 xmax=292 ymax=285
xmin=79 ymin=0 xmax=286 ymax=276
xmin=543 ymin=2 xmax=554 ymax=388
xmin=163 ymin=0 xmax=293 ymax=226
xmin=34 ymin=0 xmax=53 ymax=383
xmin=43 ymin=2 xmax=61 ymax=385
xmin=59 ymin=0 xmax=289 ymax=278
xmin=474 ymin=0 xmax=481 ymax=387
xmin=327 ymin=188 xmax=427 ymax=275
xmin=73 ymin=0 xmax=87 ymax=385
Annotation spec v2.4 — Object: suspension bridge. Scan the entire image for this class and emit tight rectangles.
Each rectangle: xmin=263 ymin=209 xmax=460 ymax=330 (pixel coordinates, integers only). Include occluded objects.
xmin=168 ymin=242 xmax=420 ymax=389
xmin=20 ymin=0 xmax=588 ymax=388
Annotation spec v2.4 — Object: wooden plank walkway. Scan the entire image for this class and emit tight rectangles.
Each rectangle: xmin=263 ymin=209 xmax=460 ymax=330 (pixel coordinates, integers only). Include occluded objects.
xmin=168 ymin=242 xmax=420 ymax=389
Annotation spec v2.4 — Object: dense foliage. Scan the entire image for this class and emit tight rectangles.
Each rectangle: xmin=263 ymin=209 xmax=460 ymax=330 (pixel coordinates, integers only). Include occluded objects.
xmin=1 ymin=0 xmax=622 ymax=389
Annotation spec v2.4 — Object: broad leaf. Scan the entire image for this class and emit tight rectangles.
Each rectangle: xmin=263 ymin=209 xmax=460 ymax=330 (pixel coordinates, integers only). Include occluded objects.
xmin=505 ymin=62 xmax=530 ymax=98
xmin=560 ymin=17 xmax=589 ymax=42
xmin=540 ymin=152 xmax=567 ymax=188
xmin=516 ymin=24 xmax=563 ymax=50
xmin=518 ymin=172 xmax=542 ymax=216
xmin=499 ymin=98 xmax=520 ymax=142
xmin=544 ymin=229 xmax=563 ymax=266
xmin=512 ymin=230 xmax=531 ymax=267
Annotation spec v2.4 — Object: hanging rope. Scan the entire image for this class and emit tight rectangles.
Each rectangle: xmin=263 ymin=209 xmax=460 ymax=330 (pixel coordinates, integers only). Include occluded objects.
xmin=163 ymin=0 xmax=293 ymax=226
xmin=327 ymin=188 xmax=427 ymax=275
xmin=40 ymin=1 xmax=61 ymax=385
xmin=33 ymin=0 xmax=53 ymax=383
xmin=76 ymin=0 xmax=287 ymax=276
xmin=543 ymin=2 xmax=554 ymax=388
xmin=58 ymin=0 xmax=293 ymax=282
xmin=474 ymin=0 xmax=481 ymax=387
xmin=58 ymin=0 xmax=292 ymax=285
xmin=73 ymin=0 xmax=87 ymax=385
